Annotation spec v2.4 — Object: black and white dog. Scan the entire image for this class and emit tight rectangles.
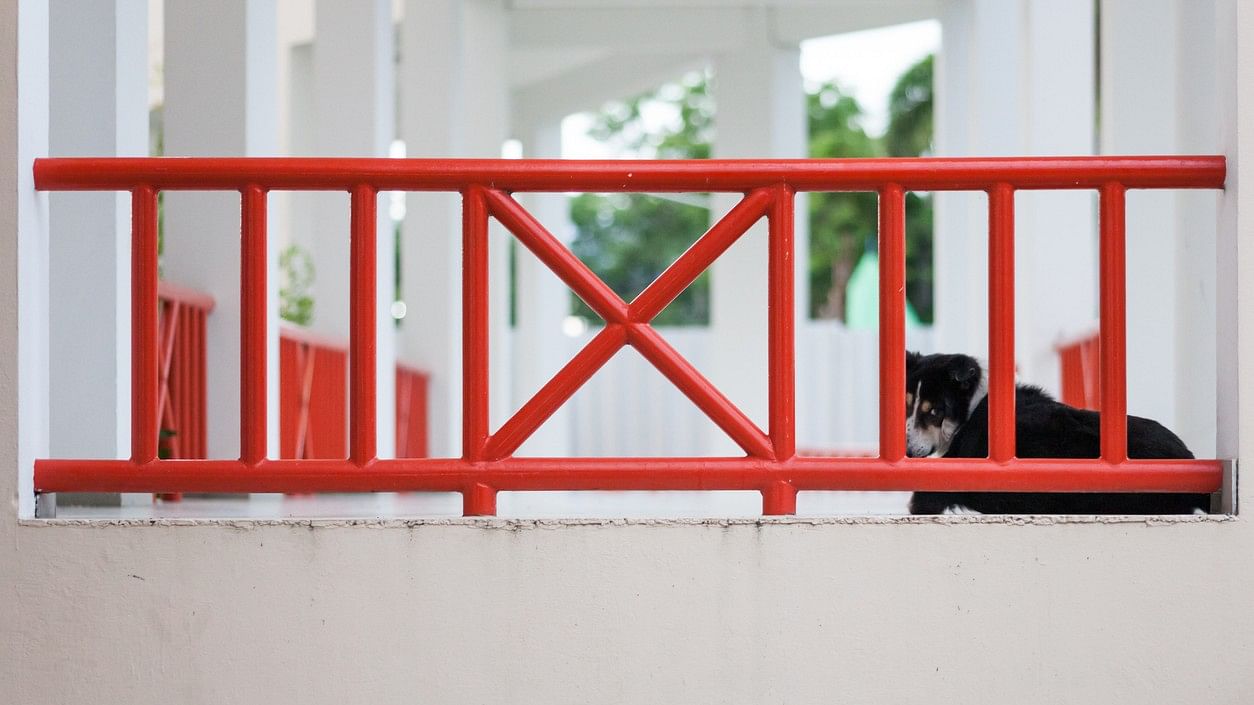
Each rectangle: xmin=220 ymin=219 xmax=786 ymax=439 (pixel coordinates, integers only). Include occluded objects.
xmin=905 ymin=351 xmax=1209 ymax=515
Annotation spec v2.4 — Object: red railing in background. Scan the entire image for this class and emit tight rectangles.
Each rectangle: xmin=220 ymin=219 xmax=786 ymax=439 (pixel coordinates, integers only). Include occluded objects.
xmin=279 ymin=327 xmax=349 ymax=460
xmin=32 ymin=156 xmax=1226 ymax=516
xmin=155 ymin=281 xmax=214 ymax=501
xmin=156 ymin=281 xmax=214 ymax=461
xmin=396 ymin=363 xmax=430 ymax=458
xmin=276 ymin=327 xmax=429 ymax=459
xmin=1058 ymin=331 xmax=1102 ymax=411
xmin=156 ymin=291 xmax=428 ymax=463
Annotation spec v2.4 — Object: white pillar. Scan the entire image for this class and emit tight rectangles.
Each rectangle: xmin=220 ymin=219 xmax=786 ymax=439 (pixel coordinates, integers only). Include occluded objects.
xmin=934 ymin=0 xmax=986 ymax=359
xmin=708 ymin=8 xmax=807 ymax=454
xmin=400 ymin=0 xmax=511 ymax=457
xmin=1175 ymin=0 xmax=1220 ymax=457
xmin=1101 ymin=0 xmax=1185 ymax=437
xmin=311 ymin=0 xmax=396 ymax=457
xmin=513 ymin=121 xmax=573 ymax=456
xmin=48 ymin=0 xmax=144 ymax=463
xmin=1017 ymin=0 xmax=1098 ymax=392
xmin=3 ymin=0 xmax=51 ymax=517
xmin=1102 ymin=0 xmax=1221 ymax=454
xmin=163 ymin=0 xmax=279 ymax=459
xmin=936 ymin=0 xmax=1097 ymax=395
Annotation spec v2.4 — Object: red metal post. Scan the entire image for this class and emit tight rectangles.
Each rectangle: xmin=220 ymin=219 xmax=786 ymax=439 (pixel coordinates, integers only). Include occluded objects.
xmin=241 ymin=186 xmax=269 ymax=465
xmin=462 ymin=186 xmax=490 ymax=465
xmin=463 ymin=482 xmax=497 ymax=516
xmin=768 ymin=186 xmax=796 ymax=461
xmin=1099 ymin=183 xmax=1128 ymax=463
xmin=764 ymin=186 xmax=797 ymax=514
xmin=350 ymin=186 xmax=378 ymax=466
xmin=878 ymin=184 xmax=906 ymax=462
xmin=987 ymin=184 xmax=1016 ymax=462
xmin=131 ymin=187 xmax=160 ymax=464
xmin=762 ymin=481 xmax=798 ymax=515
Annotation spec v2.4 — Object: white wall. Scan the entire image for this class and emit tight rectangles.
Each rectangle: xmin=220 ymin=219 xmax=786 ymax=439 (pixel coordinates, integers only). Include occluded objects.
xmin=1 ymin=516 xmax=1252 ymax=704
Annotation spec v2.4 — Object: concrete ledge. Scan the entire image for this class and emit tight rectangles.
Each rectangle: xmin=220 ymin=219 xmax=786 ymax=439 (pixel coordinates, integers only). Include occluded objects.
xmin=21 ymin=513 xmax=1239 ymax=530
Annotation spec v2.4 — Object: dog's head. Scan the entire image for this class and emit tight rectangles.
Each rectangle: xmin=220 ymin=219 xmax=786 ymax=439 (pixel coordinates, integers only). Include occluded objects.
xmin=905 ymin=352 xmax=987 ymax=458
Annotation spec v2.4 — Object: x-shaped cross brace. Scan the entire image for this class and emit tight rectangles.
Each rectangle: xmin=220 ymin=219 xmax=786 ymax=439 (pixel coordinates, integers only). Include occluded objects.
xmin=468 ymin=186 xmax=789 ymax=461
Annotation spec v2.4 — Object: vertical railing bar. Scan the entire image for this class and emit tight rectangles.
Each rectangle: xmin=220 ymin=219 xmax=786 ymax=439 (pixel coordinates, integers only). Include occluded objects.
xmin=131 ymin=186 xmax=159 ymax=464
xmin=1099 ymin=182 xmax=1128 ymax=463
xmin=764 ymin=185 xmax=796 ymax=516
xmin=240 ymin=186 xmax=268 ymax=466
xmin=878 ymin=183 xmax=907 ymax=462
xmin=350 ymin=185 xmax=378 ymax=466
xmin=462 ymin=186 xmax=490 ymax=463
xmin=767 ymin=185 xmax=796 ymax=462
xmin=196 ymin=309 xmax=207 ymax=456
xmin=988 ymin=184 xmax=1016 ymax=462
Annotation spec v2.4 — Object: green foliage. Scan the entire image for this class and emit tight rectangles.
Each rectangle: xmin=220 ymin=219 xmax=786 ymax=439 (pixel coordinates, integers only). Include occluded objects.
xmin=569 ymin=56 xmax=936 ymax=326
xmin=570 ymin=193 xmax=711 ymax=325
xmin=807 ymin=82 xmax=880 ymax=320
xmin=569 ymin=70 xmax=714 ymax=326
xmin=808 ymin=54 xmax=935 ymax=323
xmin=279 ymin=244 xmax=315 ymax=326
xmin=586 ymin=71 xmax=715 ymax=159
xmin=890 ymin=55 xmax=935 ymax=322
xmin=885 ymin=55 xmax=934 ymax=158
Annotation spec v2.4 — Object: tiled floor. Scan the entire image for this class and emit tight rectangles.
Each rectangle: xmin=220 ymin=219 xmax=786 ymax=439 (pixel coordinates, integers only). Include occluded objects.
xmin=53 ymin=490 xmax=913 ymax=520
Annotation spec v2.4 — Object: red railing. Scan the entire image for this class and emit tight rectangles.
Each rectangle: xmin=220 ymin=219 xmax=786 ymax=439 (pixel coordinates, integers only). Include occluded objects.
xmin=1058 ymin=330 xmax=1102 ymax=411
xmin=278 ymin=326 xmax=349 ymax=460
xmin=277 ymin=326 xmax=430 ymax=460
xmin=156 ymin=281 xmax=214 ymax=461
xmin=32 ymin=157 xmax=1226 ymax=516
xmin=395 ymin=363 xmax=429 ymax=459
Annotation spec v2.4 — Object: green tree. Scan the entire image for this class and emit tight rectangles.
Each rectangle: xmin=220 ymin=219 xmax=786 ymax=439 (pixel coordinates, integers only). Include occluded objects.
xmin=888 ymin=55 xmax=935 ymax=322
xmin=568 ymin=71 xmax=714 ymax=325
xmin=807 ymin=82 xmax=880 ymax=320
xmin=569 ymin=56 xmax=935 ymax=326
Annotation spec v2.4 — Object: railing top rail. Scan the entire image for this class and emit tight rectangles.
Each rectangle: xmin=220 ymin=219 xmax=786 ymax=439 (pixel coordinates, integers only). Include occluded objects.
xmin=35 ymin=156 xmax=1226 ymax=192
xmin=157 ymin=280 xmax=216 ymax=311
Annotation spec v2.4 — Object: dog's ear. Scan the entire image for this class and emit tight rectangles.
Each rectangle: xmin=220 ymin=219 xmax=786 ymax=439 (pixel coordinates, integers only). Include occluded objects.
xmin=950 ymin=357 xmax=980 ymax=387
xmin=906 ymin=350 xmax=921 ymax=373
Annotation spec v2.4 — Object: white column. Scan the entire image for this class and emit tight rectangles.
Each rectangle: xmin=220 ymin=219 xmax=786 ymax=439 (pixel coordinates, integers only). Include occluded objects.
xmin=513 ymin=121 xmax=573 ymax=456
xmin=1214 ymin=0 xmax=1240 ymax=477
xmin=934 ymin=0 xmax=986 ymax=358
xmin=163 ymin=0 xmax=279 ymax=459
xmin=1101 ymin=0 xmax=1184 ymax=434
xmin=401 ymin=0 xmax=511 ymax=457
xmin=708 ymin=8 xmax=807 ymax=454
xmin=3 ymin=0 xmax=51 ymax=517
xmin=311 ymin=0 xmax=396 ymax=457
xmin=936 ymin=0 xmax=1097 ymax=394
xmin=48 ymin=0 xmax=143 ymax=462
xmin=1175 ymin=0 xmax=1220 ymax=457
xmin=1017 ymin=0 xmax=1097 ymax=392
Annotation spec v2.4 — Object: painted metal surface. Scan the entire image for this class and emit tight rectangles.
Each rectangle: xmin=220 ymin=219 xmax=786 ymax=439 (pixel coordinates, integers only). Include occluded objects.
xmin=32 ymin=156 xmax=1227 ymax=516
xmin=1058 ymin=331 xmax=1101 ymax=411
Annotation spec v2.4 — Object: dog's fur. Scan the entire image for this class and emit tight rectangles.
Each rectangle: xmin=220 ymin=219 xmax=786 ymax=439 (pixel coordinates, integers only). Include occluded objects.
xmin=905 ymin=351 xmax=1209 ymax=515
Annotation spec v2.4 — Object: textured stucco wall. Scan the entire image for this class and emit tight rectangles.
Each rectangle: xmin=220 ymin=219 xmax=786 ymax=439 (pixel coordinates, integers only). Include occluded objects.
xmin=2 ymin=516 xmax=1253 ymax=705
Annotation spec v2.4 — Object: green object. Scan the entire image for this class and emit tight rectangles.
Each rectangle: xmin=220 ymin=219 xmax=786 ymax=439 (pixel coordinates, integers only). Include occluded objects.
xmin=844 ymin=249 xmax=922 ymax=329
